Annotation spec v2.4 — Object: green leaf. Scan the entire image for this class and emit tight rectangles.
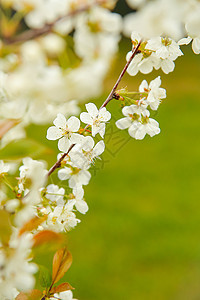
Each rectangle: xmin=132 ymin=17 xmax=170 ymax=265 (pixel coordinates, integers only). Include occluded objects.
xmin=0 ymin=138 xmax=53 ymax=160
xmin=0 ymin=210 xmax=12 ymax=244
xmin=38 ymin=265 xmax=52 ymax=289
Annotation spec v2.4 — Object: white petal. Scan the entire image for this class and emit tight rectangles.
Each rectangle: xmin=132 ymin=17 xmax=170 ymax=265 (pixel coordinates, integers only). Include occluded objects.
xmin=116 ymin=117 xmax=132 ymax=130
xmin=53 ymin=113 xmax=66 ymax=129
xmin=58 ymin=168 xmax=71 ymax=180
xmin=139 ymin=80 xmax=148 ymax=92
xmin=178 ymin=36 xmax=192 ymax=46
xmin=149 ymin=76 xmax=161 ymax=89
xmin=122 ymin=105 xmax=135 ymax=116
xmin=98 ymin=108 xmax=111 ymax=121
xmin=82 ymin=136 xmax=94 ymax=151
xmin=86 ymin=103 xmax=98 ymax=117
xmin=93 ymin=140 xmax=105 ymax=157
xmin=161 ymin=59 xmax=175 ymax=74
xmin=92 ymin=124 xmax=100 ymax=137
xmin=70 ymin=152 xmax=86 ymax=169
xmin=80 ymin=112 xmax=93 ymax=125
xmin=69 ymin=170 xmax=91 ymax=188
xmin=79 ymin=170 xmax=91 ymax=185
xmin=192 ymin=38 xmax=200 ymax=54
xmin=75 ymin=200 xmax=88 ymax=214
xmin=131 ymin=32 xmax=142 ymax=43
xmin=70 ymin=133 xmax=84 ymax=144
xmin=66 ymin=116 xmax=80 ymax=132
xmin=73 ymin=186 xmax=84 ymax=200
xmin=58 ymin=137 xmax=71 ymax=152
xmin=128 ymin=123 xmax=137 ymax=138
xmin=135 ymin=126 xmax=147 ymax=140
xmin=99 ymin=123 xmax=106 ymax=138
xmin=139 ymin=59 xmax=154 ymax=74
xmin=46 ymin=126 xmax=62 ymax=140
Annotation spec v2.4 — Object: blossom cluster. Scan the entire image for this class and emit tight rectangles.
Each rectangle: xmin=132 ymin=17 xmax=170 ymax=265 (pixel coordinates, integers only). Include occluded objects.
xmin=0 ymin=0 xmax=122 ymax=147
xmin=0 ymin=0 xmax=200 ymax=299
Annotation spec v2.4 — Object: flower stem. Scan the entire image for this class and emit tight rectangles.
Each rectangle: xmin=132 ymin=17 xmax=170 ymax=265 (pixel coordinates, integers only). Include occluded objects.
xmin=1 ymin=175 xmax=15 ymax=192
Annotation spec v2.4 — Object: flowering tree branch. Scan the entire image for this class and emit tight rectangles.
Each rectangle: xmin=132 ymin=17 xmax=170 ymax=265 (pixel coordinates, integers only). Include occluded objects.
xmin=47 ymin=40 xmax=142 ymax=177
xmin=2 ymin=0 xmax=108 ymax=45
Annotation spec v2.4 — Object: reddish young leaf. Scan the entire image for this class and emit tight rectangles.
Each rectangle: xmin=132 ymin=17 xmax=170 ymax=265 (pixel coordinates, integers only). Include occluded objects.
xmin=28 ymin=289 xmax=43 ymax=300
xmin=52 ymin=247 xmax=72 ymax=285
xmin=19 ymin=216 xmax=47 ymax=236
xmin=15 ymin=293 xmax=28 ymax=300
xmin=50 ymin=282 xmax=74 ymax=294
xmin=15 ymin=290 xmax=43 ymax=300
xmin=33 ymin=230 xmax=63 ymax=247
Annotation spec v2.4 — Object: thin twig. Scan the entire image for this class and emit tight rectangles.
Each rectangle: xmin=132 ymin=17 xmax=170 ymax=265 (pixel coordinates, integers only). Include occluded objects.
xmin=100 ymin=41 xmax=141 ymax=108
xmin=47 ymin=41 xmax=142 ymax=177
xmin=2 ymin=0 xmax=107 ymax=45
xmin=48 ymin=144 xmax=75 ymax=176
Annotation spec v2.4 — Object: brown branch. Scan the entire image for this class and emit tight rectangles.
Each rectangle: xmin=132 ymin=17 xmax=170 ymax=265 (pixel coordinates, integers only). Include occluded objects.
xmin=47 ymin=41 xmax=142 ymax=177
xmin=2 ymin=0 xmax=107 ymax=45
xmin=48 ymin=144 xmax=75 ymax=176
xmin=100 ymin=41 xmax=142 ymax=109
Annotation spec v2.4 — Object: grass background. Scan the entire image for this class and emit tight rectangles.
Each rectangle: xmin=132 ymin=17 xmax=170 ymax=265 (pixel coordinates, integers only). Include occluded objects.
xmin=67 ymin=41 xmax=200 ymax=300
xmin=24 ymin=40 xmax=200 ymax=299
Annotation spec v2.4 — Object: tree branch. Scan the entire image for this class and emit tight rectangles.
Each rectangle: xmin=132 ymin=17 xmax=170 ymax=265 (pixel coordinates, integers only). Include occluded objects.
xmin=47 ymin=41 xmax=142 ymax=177
xmin=2 ymin=0 xmax=107 ymax=45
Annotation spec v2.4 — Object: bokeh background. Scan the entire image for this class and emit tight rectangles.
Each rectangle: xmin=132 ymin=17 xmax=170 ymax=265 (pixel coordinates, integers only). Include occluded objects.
xmin=2 ymin=1 xmax=200 ymax=299
xmin=25 ymin=39 xmax=200 ymax=300
xmin=67 ymin=42 xmax=200 ymax=300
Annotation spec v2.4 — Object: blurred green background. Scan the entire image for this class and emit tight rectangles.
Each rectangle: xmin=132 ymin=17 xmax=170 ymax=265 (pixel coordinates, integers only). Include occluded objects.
xmin=26 ymin=39 xmax=200 ymax=300
xmin=1 ymin=1 xmax=200 ymax=299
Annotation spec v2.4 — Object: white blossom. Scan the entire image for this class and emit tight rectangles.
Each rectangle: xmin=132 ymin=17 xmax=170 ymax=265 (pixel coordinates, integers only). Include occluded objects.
xmin=127 ymin=35 xmax=183 ymax=75
xmin=178 ymin=7 xmax=200 ymax=54
xmin=147 ymin=37 xmax=183 ymax=60
xmin=116 ymin=105 xmax=160 ymax=140
xmin=58 ymin=165 xmax=91 ymax=189
xmin=45 ymin=202 xmax=80 ymax=232
xmin=46 ymin=113 xmax=83 ymax=152
xmin=70 ymin=136 xmax=105 ymax=169
xmin=0 ymin=233 xmax=37 ymax=299
xmin=74 ymin=6 xmax=122 ymax=60
xmin=80 ymin=103 xmax=111 ymax=138
xmin=139 ymin=76 xmax=166 ymax=110
xmin=70 ymin=187 xmax=88 ymax=214
xmin=146 ymin=37 xmax=183 ymax=73
xmin=45 ymin=184 xmax=65 ymax=206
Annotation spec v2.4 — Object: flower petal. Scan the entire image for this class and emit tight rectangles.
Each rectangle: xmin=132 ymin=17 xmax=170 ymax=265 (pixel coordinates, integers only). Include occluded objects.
xmin=98 ymin=107 xmax=111 ymax=122
xmin=66 ymin=116 xmax=80 ymax=132
xmin=82 ymin=136 xmax=94 ymax=151
xmin=161 ymin=59 xmax=174 ymax=74
xmin=58 ymin=168 xmax=71 ymax=180
xmin=58 ymin=136 xmax=71 ymax=152
xmin=86 ymin=103 xmax=98 ymax=117
xmin=80 ymin=112 xmax=93 ymax=125
xmin=93 ymin=140 xmax=105 ymax=157
xmin=70 ymin=133 xmax=84 ymax=144
xmin=116 ymin=117 xmax=132 ymax=129
xmin=46 ymin=126 xmax=62 ymax=140
xmin=53 ymin=113 xmax=66 ymax=129
xmin=192 ymin=38 xmax=200 ymax=54
xmin=75 ymin=200 xmax=89 ymax=214
xmin=99 ymin=123 xmax=106 ymax=138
